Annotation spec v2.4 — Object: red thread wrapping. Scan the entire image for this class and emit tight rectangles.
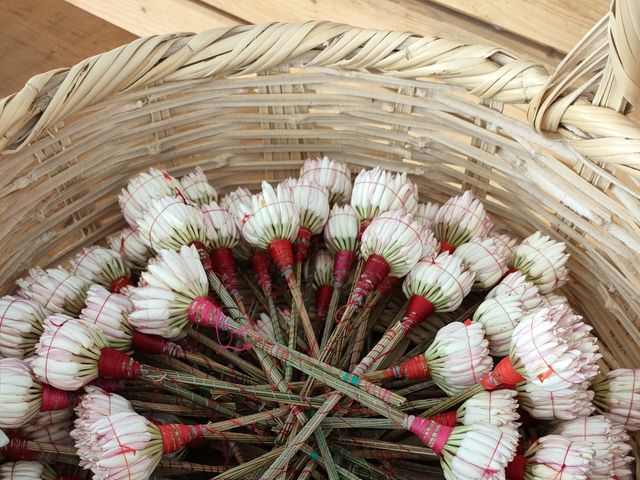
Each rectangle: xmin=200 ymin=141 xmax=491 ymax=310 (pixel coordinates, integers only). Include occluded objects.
xmin=250 ymin=251 xmax=272 ymax=295
xmin=407 ymin=417 xmax=453 ymax=455
xmin=187 ymin=297 xmax=229 ymax=330
xmin=110 ymin=276 xmax=134 ymax=293
xmin=157 ymin=424 xmax=204 ymax=454
xmin=428 ymin=410 xmax=458 ymax=427
xmin=357 ymin=220 xmax=371 ymax=240
xmin=384 ymin=355 xmax=430 ymax=380
xmin=505 ymin=454 xmax=527 ymax=480
xmin=314 ymin=284 xmax=334 ymax=329
xmin=293 ymin=227 xmax=312 ymax=264
xmin=1 ymin=438 xmax=39 ymax=461
xmin=131 ymin=330 xmax=171 ymax=355
xmin=98 ymin=348 xmax=142 ymax=379
xmin=187 ymin=297 xmax=231 ymax=331
xmin=439 ymin=241 xmax=456 ymax=253
xmin=210 ymin=247 xmax=239 ymax=294
xmin=191 ymin=241 xmax=212 ymax=273
xmin=332 ymin=250 xmax=355 ymax=288
xmin=350 ymin=254 xmax=390 ymax=309
xmin=401 ymin=295 xmax=435 ymax=332
xmin=480 ymin=357 xmax=525 ymax=390
xmin=89 ymin=378 xmax=126 ymax=392
xmin=40 ymin=384 xmax=75 ymax=411
xmin=375 ymin=275 xmax=401 ymax=296
xmin=268 ymin=238 xmax=295 ymax=275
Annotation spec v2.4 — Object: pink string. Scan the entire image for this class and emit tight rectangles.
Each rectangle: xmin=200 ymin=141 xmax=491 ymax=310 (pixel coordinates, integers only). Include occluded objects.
xmin=405 ymin=415 xmax=453 ymax=456
xmin=187 ymin=297 xmax=250 ymax=352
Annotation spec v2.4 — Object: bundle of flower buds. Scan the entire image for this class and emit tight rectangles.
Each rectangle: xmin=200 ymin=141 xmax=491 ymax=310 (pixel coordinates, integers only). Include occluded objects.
xmin=0 ymin=158 xmax=635 ymax=480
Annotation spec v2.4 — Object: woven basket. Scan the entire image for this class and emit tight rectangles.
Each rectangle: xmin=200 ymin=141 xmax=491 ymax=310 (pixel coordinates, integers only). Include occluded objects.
xmin=0 ymin=10 xmax=639 ymax=460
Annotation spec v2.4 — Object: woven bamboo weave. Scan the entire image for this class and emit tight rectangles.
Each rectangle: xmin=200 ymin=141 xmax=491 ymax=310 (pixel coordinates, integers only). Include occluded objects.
xmin=0 ymin=7 xmax=638 ymax=393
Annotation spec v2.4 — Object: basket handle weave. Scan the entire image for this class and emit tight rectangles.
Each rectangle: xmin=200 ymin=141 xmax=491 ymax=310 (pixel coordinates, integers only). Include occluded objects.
xmin=528 ymin=0 xmax=640 ymax=132
xmin=0 ymin=19 xmax=638 ymax=181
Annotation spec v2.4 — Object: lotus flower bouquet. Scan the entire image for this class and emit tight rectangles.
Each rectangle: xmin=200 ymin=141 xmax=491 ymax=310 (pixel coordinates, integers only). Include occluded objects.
xmin=0 ymin=157 xmax=634 ymax=480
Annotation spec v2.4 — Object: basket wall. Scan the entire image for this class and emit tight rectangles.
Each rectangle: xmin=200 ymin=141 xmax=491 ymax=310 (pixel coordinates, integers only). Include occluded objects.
xmin=0 ymin=23 xmax=638 ymax=373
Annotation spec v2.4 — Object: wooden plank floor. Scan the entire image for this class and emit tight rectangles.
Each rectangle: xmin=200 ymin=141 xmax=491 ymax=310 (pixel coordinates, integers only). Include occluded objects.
xmin=1 ymin=0 xmax=610 ymax=96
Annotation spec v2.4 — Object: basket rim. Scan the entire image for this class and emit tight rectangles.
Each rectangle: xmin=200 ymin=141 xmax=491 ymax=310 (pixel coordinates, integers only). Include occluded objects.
xmin=0 ymin=21 xmax=638 ymax=182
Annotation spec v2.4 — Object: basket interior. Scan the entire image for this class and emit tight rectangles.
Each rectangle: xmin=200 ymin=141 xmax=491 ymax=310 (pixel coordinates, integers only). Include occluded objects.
xmin=0 ymin=63 xmax=637 ymax=369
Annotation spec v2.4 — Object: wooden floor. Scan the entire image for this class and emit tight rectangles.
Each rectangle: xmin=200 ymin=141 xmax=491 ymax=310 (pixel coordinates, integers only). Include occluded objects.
xmin=1 ymin=0 xmax=610 ymax=97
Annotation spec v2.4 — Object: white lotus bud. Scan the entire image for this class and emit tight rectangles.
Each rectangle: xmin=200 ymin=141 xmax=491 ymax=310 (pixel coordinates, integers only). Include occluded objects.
xmin=360 ymin=211 xmax=426 ymax=277
xmin=299 ymin=156 xmax=352 ymax=205
xmin=107 ymin=227 xmax=153 ymax=271
xmin=441 ymin=423 xmax=518 ymax=480
xmin=128 ymin=246 xmax=208 ymax=338
xmin=312 ymin=250 xmax=334 ymax=288
xmin=457 ymin=390 xmax=520 ymax=428
xmin=69 ymin=246 xmax=131 ymax=292
xmin=0 ymin=296 xmax=46 ymax=358
xmin=20 ymin=407 xmax=74 ymax=445
xmin=552 ymin=415 xmax=620 ymax=479
xmin=593 ymin=368 xmax=640 ymax=431
xmin=351 ymin=167 xmax=418 ymax=223
xmin=426 ymin=321 xmax=493 ymax=395
xmin=80 ymin=284 xmax=134 ymax=351
xmin=30 ymin=314 xmax=110 ymax=391
xmin=232 ymin=181 xmax=299 ymax=249
xmin=486 ymin=271 xmax=543 ymax=311
xmin=454 ymin=236 xmax=513 ymax=289
xmin=180 ymin=167 xmax=218 ymax=205
xmin=509 ymin=231 xmax=569 ymax=294
xmin=324 ymin=204 xmax=360 ymax=254
xmin=0 ymin=461 xmax=57 ymax=480
xmin=517 ymin=383 xmax=595 ymax=420
xmin=511 ymin=306 xmax=600 ymax=391
xmin=118 ymin=168 xmax=182 ymax=227
xmin=413 ymin=201 xmax=440 ymax=230
xmin=283 ymin=178 xmax=330 ymax=235
xmin=0 ymin=358 xmax=42 ymax=428
xmin=17 ymin=268 xmax=90 ymax=316
xmin=473 ymin=293 xmax=526 ymax=357
xmin=434 ymin=191 xmax=492 ymax=251
xmin=137 ymin=196 xmax=211 ymax=252
xmin=521 ymin=435 xmax=593 ymax=480
xmin=201 ymin=201 xmax=239 ymax=249
xmin=403 ymin=252 xmax=475 ymax=312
